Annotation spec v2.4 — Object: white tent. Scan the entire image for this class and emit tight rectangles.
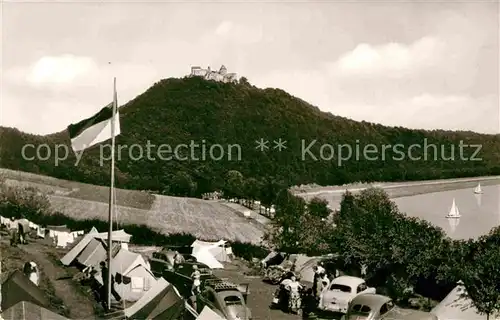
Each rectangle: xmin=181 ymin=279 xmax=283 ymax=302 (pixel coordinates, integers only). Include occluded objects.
xmin=95 ymin=248 xmax=156 ymax=302
xmin=431 ymin=282 xmax=500 ymax=320
xmin=192 ymin=250 xmax=224 ymax=269
xmin=191 ymin=240 xmax=231 ymax=263
xmin=60 ymin=227 xmax=99 ymax=266
xmin=94 ymin=229 xmax=132 ymax=243
xmin=196 ymin=306 xmax=225 ymax=320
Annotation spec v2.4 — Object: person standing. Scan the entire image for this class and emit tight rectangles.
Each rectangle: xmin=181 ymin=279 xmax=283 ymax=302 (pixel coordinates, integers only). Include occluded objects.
xmin=99 ymin=261 xmax=121 ymax=310
xmin=173 ymin=251 xmax=185 ymax=267
xmin=302 ymin=288 xmax=317 ymax=319
xmin=190 ymin=265 xmax=202 ymax=309
xmin=286 ymin=276 xmax=303 ymax=314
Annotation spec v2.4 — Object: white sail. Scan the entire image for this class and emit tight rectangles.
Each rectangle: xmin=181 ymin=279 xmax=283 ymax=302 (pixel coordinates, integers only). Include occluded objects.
xmin=446 ymin=198 xmax=461 ymax=218
xmin=474 ymin=183 xmax=482 ymax=194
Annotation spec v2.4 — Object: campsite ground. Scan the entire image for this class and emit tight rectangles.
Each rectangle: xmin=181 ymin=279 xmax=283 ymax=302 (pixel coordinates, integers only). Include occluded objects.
xmin=213 ymin=260 xmax=342 ymax=320
xmin=3 ymin=234 xmax=337 ymax=320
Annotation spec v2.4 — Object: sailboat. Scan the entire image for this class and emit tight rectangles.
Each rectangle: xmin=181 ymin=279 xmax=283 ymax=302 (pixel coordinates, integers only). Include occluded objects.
xmin=474 ymin=183 xmax=483 ymax=194
xmin=446 ymin=198 xmax=461 ymax=218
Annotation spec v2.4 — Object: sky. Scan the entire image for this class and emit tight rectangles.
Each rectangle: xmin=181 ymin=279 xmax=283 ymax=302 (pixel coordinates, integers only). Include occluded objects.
xmin=1 ymin=0 xmax=499 ymax=135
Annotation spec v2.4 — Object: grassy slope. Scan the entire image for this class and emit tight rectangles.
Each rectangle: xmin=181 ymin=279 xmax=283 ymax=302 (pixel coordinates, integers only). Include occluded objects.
xmin=0 ymin=168 xmax=265 ymax=243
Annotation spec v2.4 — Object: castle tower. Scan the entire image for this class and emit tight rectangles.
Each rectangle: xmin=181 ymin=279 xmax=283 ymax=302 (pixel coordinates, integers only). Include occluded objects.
xmin=219 ymin=65 xmax=227 ymax=75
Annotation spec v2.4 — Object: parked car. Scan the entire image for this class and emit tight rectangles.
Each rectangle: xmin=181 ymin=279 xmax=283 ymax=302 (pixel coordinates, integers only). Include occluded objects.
xmin=319 ymin=276 xmax=376 ymax=313
xmin=150 ymin=250 xmax=199 ymax=277
xmin=342 ymin=294 xmax=438 ymax=320
xmin=196 ymin=277 xmax=252 ymax=320
xmin=159 ymin=261 xmax=213 ymax=298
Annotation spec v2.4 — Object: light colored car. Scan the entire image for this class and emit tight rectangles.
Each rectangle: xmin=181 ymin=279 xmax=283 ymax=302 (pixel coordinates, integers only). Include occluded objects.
xmin=319 ymin=276 xmax=376 ymax=313
xmin=343 ymin=294 xmax=437 ymax=320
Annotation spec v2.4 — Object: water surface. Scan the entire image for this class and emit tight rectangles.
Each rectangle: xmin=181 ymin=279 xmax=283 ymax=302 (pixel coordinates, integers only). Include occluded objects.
xmin=393 ymin=185 xmax=500 ymax=240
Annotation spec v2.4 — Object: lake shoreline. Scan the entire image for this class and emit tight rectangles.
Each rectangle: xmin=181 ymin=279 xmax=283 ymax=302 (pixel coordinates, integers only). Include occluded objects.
xmin=294 ymin=175 xmax=500 ymax=199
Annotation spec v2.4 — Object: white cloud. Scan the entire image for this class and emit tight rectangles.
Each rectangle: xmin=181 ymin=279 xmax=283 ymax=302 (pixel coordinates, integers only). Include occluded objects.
xmin=1 ymin=60 xmax=160 ymax=135
xmin=26 ymin=55 xmax=96 ymax=85
xmin=330 ymin=37 xmax=446 ymax=78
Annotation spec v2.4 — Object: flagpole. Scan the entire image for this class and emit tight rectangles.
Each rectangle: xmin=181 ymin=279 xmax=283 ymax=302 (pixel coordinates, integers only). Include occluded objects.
xmin=0 ymin=232 xmax=3 ymax=319
xmin=107 ymin=77 xmax=117 ymax=310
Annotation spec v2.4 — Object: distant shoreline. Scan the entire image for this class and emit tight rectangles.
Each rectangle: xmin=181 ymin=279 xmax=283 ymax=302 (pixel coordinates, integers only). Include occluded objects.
xmin=293 ymin=176 xmax=500 ymax=202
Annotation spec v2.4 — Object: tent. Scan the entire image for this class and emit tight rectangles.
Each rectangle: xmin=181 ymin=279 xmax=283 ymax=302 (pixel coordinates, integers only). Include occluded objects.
xmin=60 ymin=227 xmax=99 ymax=266
xmin=124 ymin=277 xmax=186 ymax=319
xmin=191 ymin=240 xmax=231 ymax=263
xmin=191 ymin=240 xmax=232 ymax=262
xmin=196 ymin=306 xmax=225 ymax=320
xmin=17 ymin=219 xmax=30 ymax=235
xmin=260 ymin=251 xmax=285 ymax=267
xmin=295 ymin=256 xmax=323 ymax=283
xmin=94 ymin=229 xmax=132 ymax=243
xmin=1 ymin=270 xmax=49 ymax=311
xmin=192 ymin=250 xmax=224 ymax=269
xmin=76 ymin=238 xmax=107 ymax=268
xmin=1 ymin=301 xmax=69 ymax=320
xmin=431 ymin=283 xmax=499 ymax=320
xmin=109 ymin=248 xmax=157 ymax=302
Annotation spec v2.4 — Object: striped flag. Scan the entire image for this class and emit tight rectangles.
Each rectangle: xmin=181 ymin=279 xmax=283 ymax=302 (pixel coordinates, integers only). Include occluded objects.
xmin=67 ymin=101 xmax=120 ymax=152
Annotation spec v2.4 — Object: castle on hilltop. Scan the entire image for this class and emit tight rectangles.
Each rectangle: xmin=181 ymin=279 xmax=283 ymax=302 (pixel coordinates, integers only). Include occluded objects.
xmin=189 ymin=65 xmax=238 ymax=83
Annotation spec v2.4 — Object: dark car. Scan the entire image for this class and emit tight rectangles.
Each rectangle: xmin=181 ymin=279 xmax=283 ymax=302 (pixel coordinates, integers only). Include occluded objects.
xmin=150 ymin=250 xmax=198 ymax=277
xmin=160 ymin=261 xmax=213 ymax=298
xmin=196 ymin=278 xmax=251 ymax=320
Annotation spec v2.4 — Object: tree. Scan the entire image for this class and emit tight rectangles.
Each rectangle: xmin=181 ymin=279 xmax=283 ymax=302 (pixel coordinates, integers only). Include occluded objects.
xmin=238 ymin=76 xmax=250 ymax=86
xmin=460 ymin=237 xmax=500 ymax=319
xmin=259 ymin=177 xmax=285 ymax=217
xmin=333 ymin=187 xmax=450 ymax=299
xmin=225 ymin=170 xmax=245 ymax=202
xmin=307 ymin=197 xmax=331 ymax=219
xmin=243 ymin=177 xmax=261 ymax=208
xmin=264 ymin=189 xmax=306 ymax=253
xmin=170 ymin=171 xmax=197 ymax=196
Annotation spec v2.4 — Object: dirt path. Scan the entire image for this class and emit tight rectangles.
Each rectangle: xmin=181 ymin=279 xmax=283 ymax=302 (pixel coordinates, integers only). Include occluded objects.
xmin=21 ymin=242 xmax=96 ymax=319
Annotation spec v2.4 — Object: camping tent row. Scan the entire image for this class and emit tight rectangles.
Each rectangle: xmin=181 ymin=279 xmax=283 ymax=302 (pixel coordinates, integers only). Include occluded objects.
xmin=1 ymin=270 xmax=70 ymax=320
xmin=59 ymin=229 xmax=228 ymax=318
xmin=60 ymin=227 xmax=157 ymax=302
xmin=109 ymin=277 xmax=225 ymax=320
xmin=0 ymin=269 xmax=221 ymax=320
xmin=0 ymin=216 xmax=84 ymax=248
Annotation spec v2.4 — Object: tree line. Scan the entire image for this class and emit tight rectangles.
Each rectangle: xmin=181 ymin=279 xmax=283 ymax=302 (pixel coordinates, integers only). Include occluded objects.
xmin=263 ymin=187 xmax=500 ymax=318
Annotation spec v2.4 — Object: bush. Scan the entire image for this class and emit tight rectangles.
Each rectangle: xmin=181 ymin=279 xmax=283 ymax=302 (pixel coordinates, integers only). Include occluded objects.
xmin=231 ymin=242 xmax=270 ymax=261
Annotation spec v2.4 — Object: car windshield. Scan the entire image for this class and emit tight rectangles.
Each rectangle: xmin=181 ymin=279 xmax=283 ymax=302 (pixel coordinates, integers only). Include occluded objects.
xmin=224 ymin=295 xmax=243 ymax=306
xmin=330 ymin=284 xmax=352 ymax=292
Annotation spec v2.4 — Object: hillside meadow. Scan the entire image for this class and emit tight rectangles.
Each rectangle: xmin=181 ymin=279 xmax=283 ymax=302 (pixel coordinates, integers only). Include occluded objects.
xmin=0 ymin=168 xmax=266 ymax=244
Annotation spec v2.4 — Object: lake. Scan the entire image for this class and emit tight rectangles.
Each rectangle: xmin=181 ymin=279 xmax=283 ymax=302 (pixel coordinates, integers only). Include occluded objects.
xmin=393 ymin=184 xmax=500 ymax=240
xmin=317 ymin=183 xmax=500 ymax=240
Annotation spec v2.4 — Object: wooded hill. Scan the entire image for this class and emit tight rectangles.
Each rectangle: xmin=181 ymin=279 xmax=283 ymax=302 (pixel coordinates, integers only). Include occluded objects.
xmin=1 ymin=76 xmax=499 ymax=197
